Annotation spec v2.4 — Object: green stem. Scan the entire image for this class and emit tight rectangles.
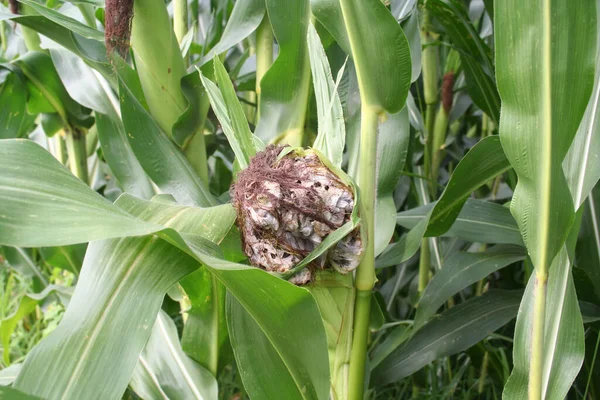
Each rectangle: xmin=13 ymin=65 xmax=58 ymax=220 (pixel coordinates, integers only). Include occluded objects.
xmin=173 ymin=0 xmax=188 ymax=45
xmin=255 ymin=14 xmax=273 ymax=121
xmin=583 ymin=330 xmax=600 ymax=400
xmin=65 ymin=129 xmax=88 ymax=183
xmin=529 ymin=270 xmax=548 ymax=400
xmin=22 ymin=27 xmax=42 ymax=52
xmin=184 ymin=64 xmax=211 ymax=185
xmin=430 ymin=106 xmax=449 ymax=184
xmin=0 ymin=21 xmax=7 ymax=52
xmin=348 ymin=107 xmax=378 ymax=400
xmin=418 ymin=238 xmax=430 ymax=293
xmin=348 ymin=290 xmax=371 ymax=400
xmin=478 ymin=351 xmax=489 ymax=394
xmin=52 ymin=134 xmax=67 ymax=165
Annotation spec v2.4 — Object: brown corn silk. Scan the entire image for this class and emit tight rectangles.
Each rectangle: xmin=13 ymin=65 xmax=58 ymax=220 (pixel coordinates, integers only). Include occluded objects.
xmin=105 ymin=0 xmax=134 ymax=58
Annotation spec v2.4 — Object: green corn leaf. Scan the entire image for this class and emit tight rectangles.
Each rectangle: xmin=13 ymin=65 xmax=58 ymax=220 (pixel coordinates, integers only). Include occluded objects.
xmin=371 ymin=290 xmax=522 ymax=385
xmin=427 ymin=0 xmax=500 ymax=123
xmin=338 ymin=0 xmax=411 ymax=113
xmin=311 ymin=0 xmax=351 ymax=54
xmin=130 ymin=0 xmax=188 ymax=142
xmin=308 ymin=272 xmax=355 ymax=400
xmin=0 ymin=138 xmax=329 ymax=400
xmin=396 ymin=199 xmax=523 ymax=246
xmin=118 ymin=71 xmax=217 ymax=207
xmin=1 ymin=3 xmax=110 ymax=80
xmin=0 ymin=140 xmax=161 ymax=247
xmin=376 ymin=135 xmax=511 ymax=268
xmin=496 ymin=0 xmax=595 ymax=278
xmin=504 ymin=15 xmax=599 ymax=400
xmin=13 ymin=51 xmax=93 ymax=129
xmin=0 ymin=386 xmax=41 ymax=399
xmin=308 ymin=22 xmax=346 ymax=167
xmin=180 ymin=267 xmax=230 ymax=375
xmin=13 ymin=236 xmax=203 ymax=400
xmin=199 ymin=57 xmax=257 ymax=169
xmin=413 ymin=245 xmax=526 ymax=331
xmin=50 ymin=48 xmax=154 ymax=199
xmin=254 ymin=0 xmax=312 ymax=146
xmin=130 ymin=310 xmax=218 ymax=400
xmin=0 ymin=364 xmax=21 ymax=386
xmin=117 ymin=196 xmax=330 ymax=400
xmin=497 ymin=2 xmax=597 ymax=398
xmin=18 ymin=0 xmax=103 ymax=41
xmin=199 ymin=0 xmax=265 ymax=65
xmin=0 ymin=68 xmax=31 ymax=139
xmin=1 ymin=296 xmax=37 ymax=366
xmin=374 ymin=108 xmax=410 ymax=256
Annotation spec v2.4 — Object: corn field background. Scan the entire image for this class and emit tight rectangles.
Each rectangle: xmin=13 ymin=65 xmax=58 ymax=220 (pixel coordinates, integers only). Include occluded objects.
xmin=0 ymin=0 xmax=599 ymax=399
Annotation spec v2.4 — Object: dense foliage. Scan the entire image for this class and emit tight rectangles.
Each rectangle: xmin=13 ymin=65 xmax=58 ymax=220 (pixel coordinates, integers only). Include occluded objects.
xmin=0 ymin=0 xmax=599 ymax=399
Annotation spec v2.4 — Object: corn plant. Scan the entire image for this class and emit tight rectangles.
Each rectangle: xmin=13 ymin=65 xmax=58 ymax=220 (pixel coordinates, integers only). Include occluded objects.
xmin=0 ymin=0 xmax=599 ymax=399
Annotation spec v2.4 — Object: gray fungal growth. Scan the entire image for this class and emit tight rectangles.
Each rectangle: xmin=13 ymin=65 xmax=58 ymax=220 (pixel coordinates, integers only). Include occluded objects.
xmin=230 ymin=145 xmax=363 ymax=285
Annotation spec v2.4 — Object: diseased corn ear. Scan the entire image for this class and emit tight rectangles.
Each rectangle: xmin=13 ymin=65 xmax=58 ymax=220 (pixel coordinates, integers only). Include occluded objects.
xmin=105 ymin=0 xmax=134 ymax=58
xmin=230 ymin=145 xmax=363 ymax=285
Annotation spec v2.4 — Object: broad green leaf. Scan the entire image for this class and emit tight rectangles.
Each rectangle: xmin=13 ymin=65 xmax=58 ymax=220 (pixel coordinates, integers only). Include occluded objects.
xmin=1 ymin=137 xmax=329 ymax=400
xmin=371 ymin=290 xmax=522 ymax=385
xmin=18 ymin=0 xmax=103 ymax=41
xmin=374 ymin=108 xmax=410 ymax=256
xmin=504 ymin=249 xmax=584 ymax=400
xmin=130 ymin=0 xmax=188 ymax=140
xmin=199 ymin=57 xmax=257 ymax=169
xmin=180 ymin=268 xmax=230 ymax=375
xmin=118 ymin=73 xmax=217 ymax=207
xmin=7 ymin=11 xmax=113 ymax=81
xmin=130 ymin=310 xmax=218 ymax=400
xmin=396 ymin=199 xmax=523 ymax=246
xmin=14 ymin=236 xmax=200 ymax=400
xmin=0 ymin=139 xmax=160 ymax=247
xmin=413 ymin=245 xmax=526 ymax=331
xmin=117 ymin=196 xmax=331 ymax=400
xmin=338 ymin=0 xmax=411 ymax=112
xmin=308 ymin=23 xmax=346 ymax=167
xmin=369 ymin=324 xmax=411 ymax=370
xmin=311 ymin=0 xmax=351 ymax=54
xmin=376 ymin=136 xmax=511 ymax=268
xmin=497 ymin=2 xmax=597 ymax=399
xmin=401 ymin=8 xmax=421 ymax=83
xmin=255 ymin=0 xmax=311 ymax=145
xmin=424 ymin=136 xmax=510 ymax=237
xmin=308 ymin=272 xmax=355 ymax=400
xmin=427 ymin=0 xmax=500 ymax=122
xmin=495 ymin=0 xmax=595 ymax=277
xmin=0 ymin=364 xmax=21 ymax=386
xmin=13 ymin=51 xmax=93 ymax=128
xmin=227 ymin=293 xmax=329 ymax=400
xmin=0 ymin=70 xmax=31 ymax=139
xmin=199 ymin=0 xmax=265 ymax=64
xmin=49 ymin=48 xmax=154 ymax=199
